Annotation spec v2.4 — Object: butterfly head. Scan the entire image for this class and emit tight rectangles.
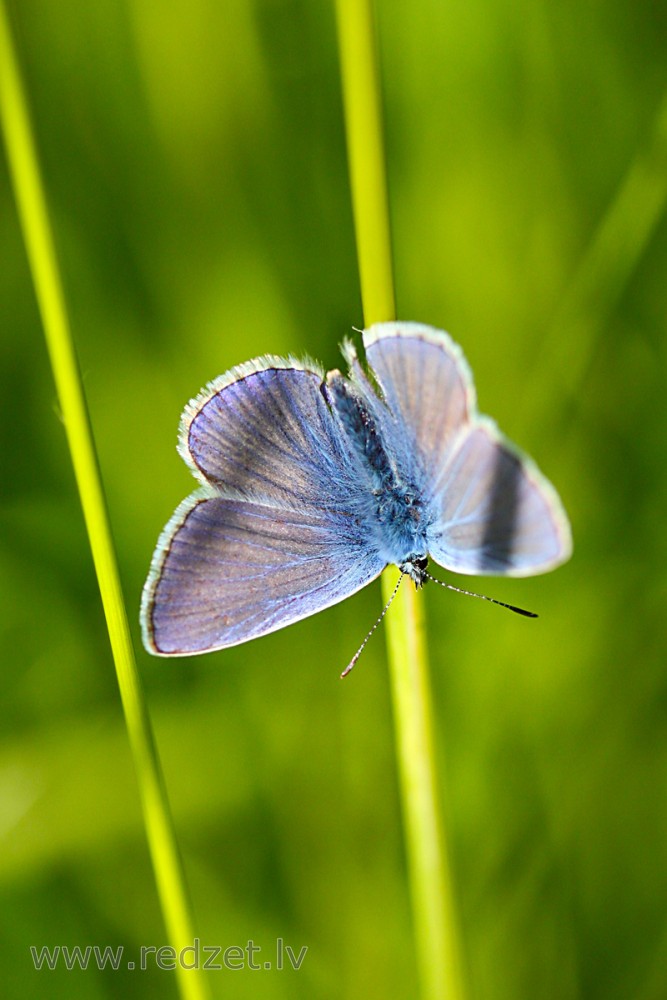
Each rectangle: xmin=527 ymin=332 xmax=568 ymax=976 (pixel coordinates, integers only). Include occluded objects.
xmin=398 ymin=555 xmax=429 ymax=588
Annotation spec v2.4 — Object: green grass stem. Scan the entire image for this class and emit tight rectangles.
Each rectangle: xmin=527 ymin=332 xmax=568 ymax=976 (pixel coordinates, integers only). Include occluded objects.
xmin=335 ymin=0 xmax=395 ymax=324
xmin=335 ymin=2 xmax=465 ymax=998
xmin=0 ymin=8 xmax=208 ymax=999
xmin=522 ymin=87 xmax=667 ymax=430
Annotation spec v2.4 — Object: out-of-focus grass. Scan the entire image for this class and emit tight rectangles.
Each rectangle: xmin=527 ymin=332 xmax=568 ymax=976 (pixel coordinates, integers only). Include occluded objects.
xmin=1 ymin=2 xmax=667 ymax=998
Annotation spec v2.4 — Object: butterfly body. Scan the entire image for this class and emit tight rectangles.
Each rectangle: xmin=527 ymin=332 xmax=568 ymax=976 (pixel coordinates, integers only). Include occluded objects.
xmin=141 ymin=322 xmax=571 ymax=656
xmin=324 ymin=366 xmax=436 ymax=572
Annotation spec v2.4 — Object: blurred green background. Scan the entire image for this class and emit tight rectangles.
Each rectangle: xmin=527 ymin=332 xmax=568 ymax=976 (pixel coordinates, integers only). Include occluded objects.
xmin=2 ymin=1 xmax=667 ymax=997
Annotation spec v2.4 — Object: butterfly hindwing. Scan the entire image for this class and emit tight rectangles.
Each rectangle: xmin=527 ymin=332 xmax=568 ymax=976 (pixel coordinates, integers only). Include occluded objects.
xmin=180 ymin=360 xmax=353 ymax=508
xmin=362 ymin=321 xmax=475 ymax=497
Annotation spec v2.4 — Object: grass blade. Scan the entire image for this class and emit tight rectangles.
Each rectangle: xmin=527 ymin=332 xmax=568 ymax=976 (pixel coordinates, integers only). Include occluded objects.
xmin=335 ymin=2 xmax=465 ymax=997
xmin=522 ymin=87 xmax=667 ymax=430
xmin=0 ymin=7 xmax=208 ymax=998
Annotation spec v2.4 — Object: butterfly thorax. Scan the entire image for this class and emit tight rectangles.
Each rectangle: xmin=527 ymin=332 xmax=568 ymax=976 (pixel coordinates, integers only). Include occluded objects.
xmin=326 ymin=372 xmax=431 ymax=570
xmin=374 ymin=483 xmax=430 ymax=572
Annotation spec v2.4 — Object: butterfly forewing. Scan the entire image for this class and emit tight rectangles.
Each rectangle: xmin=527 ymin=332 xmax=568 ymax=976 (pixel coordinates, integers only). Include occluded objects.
xmin=142 ymin=492 xmax=385 ymax=655
xmin=426 ymin=419 xmax=572 ymax=576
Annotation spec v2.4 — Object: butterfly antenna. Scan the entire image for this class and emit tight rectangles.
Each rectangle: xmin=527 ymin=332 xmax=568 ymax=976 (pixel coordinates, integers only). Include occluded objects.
xmin=424 ymin=571 xmax=538 ymax=618
xmin=341 ymin=573 xmax=404 ymax=678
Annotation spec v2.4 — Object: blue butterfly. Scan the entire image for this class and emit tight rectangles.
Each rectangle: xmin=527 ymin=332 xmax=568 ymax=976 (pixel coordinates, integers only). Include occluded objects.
xmin=141 ymin=322 xmax=571 ymax=656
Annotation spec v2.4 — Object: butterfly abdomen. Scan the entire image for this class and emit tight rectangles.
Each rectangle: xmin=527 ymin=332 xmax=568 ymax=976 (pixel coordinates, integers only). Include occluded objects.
xmin=325 ymin=370 xmax=434 ymax=568
xmin=325 ymin=371 xmax=394 ymax=489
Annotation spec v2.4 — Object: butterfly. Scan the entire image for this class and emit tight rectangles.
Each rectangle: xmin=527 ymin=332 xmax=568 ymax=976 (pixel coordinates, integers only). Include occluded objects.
xmin=140 ymin=321 xmax=572 ymax=657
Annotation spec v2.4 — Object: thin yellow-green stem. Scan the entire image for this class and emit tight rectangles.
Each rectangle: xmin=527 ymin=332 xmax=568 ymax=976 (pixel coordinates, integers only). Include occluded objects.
xmin=335 ymin=0 xmax=395 ymax=324
xmin=0 ymin=9 xmax=208 ymax=1000
xmin=336 ymin=2 xmax=465 ymax=998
